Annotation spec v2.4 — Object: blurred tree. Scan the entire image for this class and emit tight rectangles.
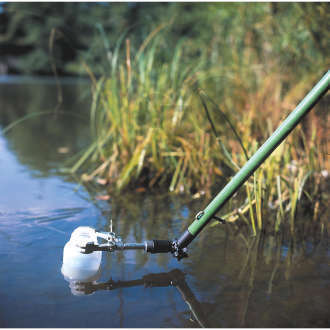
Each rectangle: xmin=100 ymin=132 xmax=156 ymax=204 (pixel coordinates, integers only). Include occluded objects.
xmin=0 ymin=2 xmax=328 ymax=76
xmin=0 ymin=3 xmax=130 ymax=74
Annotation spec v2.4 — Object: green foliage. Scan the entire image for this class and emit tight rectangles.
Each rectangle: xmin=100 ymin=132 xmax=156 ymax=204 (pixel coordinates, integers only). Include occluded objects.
xmin=70 ymin=35 xmax=217 ymax=193
xmin=1 ymin=3 xmax=328 ymax=76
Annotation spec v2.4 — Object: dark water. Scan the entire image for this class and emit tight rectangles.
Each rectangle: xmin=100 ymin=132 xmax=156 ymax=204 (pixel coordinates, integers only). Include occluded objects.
xmin=0 ymin=76 xmax=329 ymax=328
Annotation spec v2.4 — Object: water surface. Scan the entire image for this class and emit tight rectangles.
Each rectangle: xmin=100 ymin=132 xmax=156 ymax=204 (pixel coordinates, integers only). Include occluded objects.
xmin=0 ymin=77 xmax=329 ymax=327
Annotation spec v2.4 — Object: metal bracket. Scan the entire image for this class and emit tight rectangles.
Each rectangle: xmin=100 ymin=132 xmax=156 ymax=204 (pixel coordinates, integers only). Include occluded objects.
xmin=171 ymin=240 xmax=188 ymax=261
xmin=195 ymin=211 xmax=204 ymax=221
xmin=80 ymin=221 xmax=124 ymax=254
xmin=212 ymin=216 xmax=226 ymax=224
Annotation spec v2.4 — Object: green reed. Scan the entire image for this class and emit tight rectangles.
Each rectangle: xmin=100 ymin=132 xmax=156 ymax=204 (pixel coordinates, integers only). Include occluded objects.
xmin=69 ymin=27 xmax=328 ymax=234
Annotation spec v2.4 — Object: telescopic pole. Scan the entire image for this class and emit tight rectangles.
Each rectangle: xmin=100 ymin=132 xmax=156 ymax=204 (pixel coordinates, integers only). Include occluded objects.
xmin=177 ymin=70 xmax=329 ymax=249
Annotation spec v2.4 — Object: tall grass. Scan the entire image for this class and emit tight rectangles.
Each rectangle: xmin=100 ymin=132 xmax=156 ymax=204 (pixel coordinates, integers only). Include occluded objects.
xmin=71 ymin=31 xmax=227 ymax=193
xmin=69 ymin=24 xmax=328 ymax=234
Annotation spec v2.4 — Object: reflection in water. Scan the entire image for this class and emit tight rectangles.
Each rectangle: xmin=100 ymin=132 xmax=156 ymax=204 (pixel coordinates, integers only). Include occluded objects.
xmin=0 ymin=78 xmax=329 ymax=327
xmin=191 ymin=228 xmax=329 ymax=327
xmin=0 ymin=76 xmax=91 ymax=176
xmin=62 ymin=267 xmax=210 ymax=328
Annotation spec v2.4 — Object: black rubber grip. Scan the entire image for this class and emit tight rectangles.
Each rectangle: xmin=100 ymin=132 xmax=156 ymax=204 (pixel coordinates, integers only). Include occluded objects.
xmin=177 ymin=230 xmax=195 ymax=248
xmin=146 ymin=240 xmax=172 ymax=253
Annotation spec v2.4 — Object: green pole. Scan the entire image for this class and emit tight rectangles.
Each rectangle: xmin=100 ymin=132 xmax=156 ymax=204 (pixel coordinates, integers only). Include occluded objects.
xmin=177 ymin=70 xmax=329 ymax=248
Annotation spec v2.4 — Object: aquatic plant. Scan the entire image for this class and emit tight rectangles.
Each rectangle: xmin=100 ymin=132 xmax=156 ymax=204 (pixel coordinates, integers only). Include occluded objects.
xmin=69 ymin=17 xmax=328 ymax=235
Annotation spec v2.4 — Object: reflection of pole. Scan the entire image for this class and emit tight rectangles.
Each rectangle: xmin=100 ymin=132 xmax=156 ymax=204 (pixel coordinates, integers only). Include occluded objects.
xmin=143 ymin=270 xmax=210 ymax=327
xmin=175 ymin=278 xmax=211 ymax=328
xmin=69 ymin=269 xmax=211 ymax=327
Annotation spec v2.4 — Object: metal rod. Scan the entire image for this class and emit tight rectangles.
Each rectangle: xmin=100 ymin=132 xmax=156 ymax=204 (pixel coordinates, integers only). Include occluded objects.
xmin=178 ymin=70 xmax=329 ymax=247
xmin=122 ymin=243 xmax=146 ymax=250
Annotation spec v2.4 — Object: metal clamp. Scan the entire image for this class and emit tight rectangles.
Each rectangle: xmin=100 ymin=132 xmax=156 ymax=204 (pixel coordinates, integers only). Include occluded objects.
xmin=212 ymin=216 xmax=226 ymax=224
xmin=195 ymin=211 xmax=204 ymax=221
xmin=171 ymin=240 xmax=188 ymax=261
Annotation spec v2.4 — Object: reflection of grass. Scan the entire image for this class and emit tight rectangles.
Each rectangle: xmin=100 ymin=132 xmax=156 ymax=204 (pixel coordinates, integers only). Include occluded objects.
xmin=69 ymin=27 xmax=328 ymax=233
xmin=186 ymin=212 xmax=328 ymax=326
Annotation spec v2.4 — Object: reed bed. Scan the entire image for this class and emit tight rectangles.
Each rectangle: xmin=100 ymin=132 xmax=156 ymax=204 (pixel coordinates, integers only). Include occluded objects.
xmin=69 ymin=27 xmax=328 ymax=234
